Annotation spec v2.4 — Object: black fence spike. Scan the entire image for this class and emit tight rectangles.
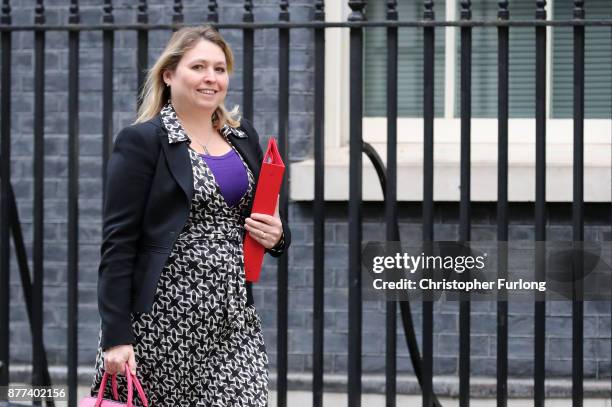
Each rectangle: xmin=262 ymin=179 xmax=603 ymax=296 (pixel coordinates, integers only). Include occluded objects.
xmin=279 ymin=0 xmax=289 ymax=21
xmin=386 ymin=0 xmax=397 ymax=20
xmin=424 ymin=0 xmax=434 ymax=21
xmin=102 ymin=0 xmax=113 ymax=23
xmin=348 ymin=0 xmax=366 ymax=22
xmin=1 ymin=0 xmax=10 ymax=24
xmin=207 ymin=0 xmax=218 ymax=23
xmin=34 ymin=0 xmax=45 ymax=24
xmin=68 ymin=0 xmax=79 ymax=24
xmin=460 ymin=0 xmax=471 ymax=20
xmin=498 ymin=0 xmax=509 ymax=20
xmin=536 ymin=0 xmax=547 ymax=20
xmin=243 ymin=0 xmax=253 ymax=23
xmin=173 ymin=0 xmax=183 ymax=24
xmin=138 ymin=0 xmax=148 ymax=24
xmin=573 ymin=0 xmax=585 ymax=20
xmin=314 ymin=0 xmax=324 ymax=21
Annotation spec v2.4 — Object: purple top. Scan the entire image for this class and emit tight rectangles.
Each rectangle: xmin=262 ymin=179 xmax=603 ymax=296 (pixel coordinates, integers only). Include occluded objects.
xmin=199 ymin=149 xmax=248 ymax=207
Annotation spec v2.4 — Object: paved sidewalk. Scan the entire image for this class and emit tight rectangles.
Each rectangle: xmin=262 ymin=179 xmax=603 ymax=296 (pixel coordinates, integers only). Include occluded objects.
xmin=3 ymin=366 xmax=611 ymax=406
xmin=270 ymin=392 xmax=612 ymax=407
xmin=2 ymin=386 xmax=611 ymax=407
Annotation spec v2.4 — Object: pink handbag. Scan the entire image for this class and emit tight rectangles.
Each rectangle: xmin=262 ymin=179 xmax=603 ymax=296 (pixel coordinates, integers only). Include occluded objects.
xmin=80 ymin=363 xmax=148 ymax=407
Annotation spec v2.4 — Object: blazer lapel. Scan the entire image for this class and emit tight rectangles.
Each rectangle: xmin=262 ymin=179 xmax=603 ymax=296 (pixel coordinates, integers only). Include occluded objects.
xmin=159 ymin=129 xmax=194 ymax=204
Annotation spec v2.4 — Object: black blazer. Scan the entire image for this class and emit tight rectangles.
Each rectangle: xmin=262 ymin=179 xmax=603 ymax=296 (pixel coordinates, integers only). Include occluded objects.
xmin=98 ymin=114 xmax=291 ymax=351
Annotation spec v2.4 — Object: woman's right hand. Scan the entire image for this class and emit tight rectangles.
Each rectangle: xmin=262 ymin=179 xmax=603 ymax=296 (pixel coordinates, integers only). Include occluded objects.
xmin=103 ymin=344 xmax=136 ymax=376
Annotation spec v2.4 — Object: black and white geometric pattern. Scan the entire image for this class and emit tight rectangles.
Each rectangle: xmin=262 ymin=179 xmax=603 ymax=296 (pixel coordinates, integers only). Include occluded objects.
xmin=90 ymin=102 xmax=269 ymax=406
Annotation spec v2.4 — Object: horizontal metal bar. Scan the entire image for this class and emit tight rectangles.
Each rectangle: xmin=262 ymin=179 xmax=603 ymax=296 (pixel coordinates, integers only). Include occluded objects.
xmin=0 ymin=19 xmax=611 ymax=32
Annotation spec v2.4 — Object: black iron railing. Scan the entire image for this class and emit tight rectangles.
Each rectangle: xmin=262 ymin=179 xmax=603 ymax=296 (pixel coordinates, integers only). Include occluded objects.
xmin=0 ymin=1 xmax=609 ymax=407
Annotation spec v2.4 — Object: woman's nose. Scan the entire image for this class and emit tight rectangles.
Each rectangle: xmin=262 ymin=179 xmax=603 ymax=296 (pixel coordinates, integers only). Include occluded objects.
xmin=203 ymin=67 xmax=216 ymax=82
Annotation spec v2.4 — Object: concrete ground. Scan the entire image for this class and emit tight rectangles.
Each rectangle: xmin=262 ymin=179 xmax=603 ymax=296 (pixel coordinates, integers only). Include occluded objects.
xmin=269 ymin=392 xmax=612 ymax=407
xmin=1 ymin=385 xmax=610 ymax=407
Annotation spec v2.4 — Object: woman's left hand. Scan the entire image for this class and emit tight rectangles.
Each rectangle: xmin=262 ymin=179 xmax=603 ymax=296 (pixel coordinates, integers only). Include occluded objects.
xmin=245 ymin=195 xmax=283 ymax=249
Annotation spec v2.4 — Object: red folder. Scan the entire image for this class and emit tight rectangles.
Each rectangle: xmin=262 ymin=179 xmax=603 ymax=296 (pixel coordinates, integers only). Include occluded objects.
xmin=244 ymin=137 xmax=286 ymax=282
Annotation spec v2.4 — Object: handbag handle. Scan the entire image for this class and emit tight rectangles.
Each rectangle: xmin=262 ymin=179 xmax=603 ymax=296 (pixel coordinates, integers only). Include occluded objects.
xmin=95 ymin=363 xmax=148 ymax=407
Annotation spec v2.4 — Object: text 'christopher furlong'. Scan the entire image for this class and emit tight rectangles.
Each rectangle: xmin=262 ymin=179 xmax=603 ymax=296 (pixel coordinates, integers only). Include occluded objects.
xmin=372 ymin=278 xmax=547 ymax=293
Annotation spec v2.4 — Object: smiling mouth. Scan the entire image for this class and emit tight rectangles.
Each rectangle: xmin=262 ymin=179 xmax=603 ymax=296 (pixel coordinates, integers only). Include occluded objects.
xmin=197 ymin=89 xmax=218 ymax=95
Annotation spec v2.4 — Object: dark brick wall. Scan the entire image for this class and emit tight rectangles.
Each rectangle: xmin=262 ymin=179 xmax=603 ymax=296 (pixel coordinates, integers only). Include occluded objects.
xmin=4 ymin=0 xmax=610 ymax=386
xmin=256 ymin=202 xmax=611 ymax=379
xmin=6 ymin=0 xmax=316 ymax=369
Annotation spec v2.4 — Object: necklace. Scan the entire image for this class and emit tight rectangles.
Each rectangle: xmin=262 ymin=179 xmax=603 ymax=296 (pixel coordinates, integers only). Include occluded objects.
xmin=174 ymin=107 xmax=215 ymax=155
xmin=190 ymin=127 xmax=214 ymax=155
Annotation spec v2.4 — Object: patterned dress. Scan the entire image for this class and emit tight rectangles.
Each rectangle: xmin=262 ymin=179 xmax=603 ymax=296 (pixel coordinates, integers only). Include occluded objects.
xmin=90 ymin=103 xmax=269 ymax=406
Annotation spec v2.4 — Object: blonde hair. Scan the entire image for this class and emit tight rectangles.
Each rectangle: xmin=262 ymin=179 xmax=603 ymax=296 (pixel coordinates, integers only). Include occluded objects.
xmin=135 ymin=25 xmax=240 ymax=128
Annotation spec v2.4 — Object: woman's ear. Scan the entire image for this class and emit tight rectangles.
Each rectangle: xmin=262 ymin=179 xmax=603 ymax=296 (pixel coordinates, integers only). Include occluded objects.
xmin=162 ymin=69 xmax=172 ymax=86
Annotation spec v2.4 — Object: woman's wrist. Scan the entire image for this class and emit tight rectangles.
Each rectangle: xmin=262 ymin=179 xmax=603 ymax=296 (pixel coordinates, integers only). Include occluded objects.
xmin=269 ymin=232 xmax=285 ymax=253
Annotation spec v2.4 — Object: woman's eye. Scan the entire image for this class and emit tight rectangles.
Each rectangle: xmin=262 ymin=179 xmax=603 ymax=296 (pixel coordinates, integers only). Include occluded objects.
xmin=216 ymin=67 xmax=226 ymax=73
xmin=192 ymin=65 xmax=203 ymax=70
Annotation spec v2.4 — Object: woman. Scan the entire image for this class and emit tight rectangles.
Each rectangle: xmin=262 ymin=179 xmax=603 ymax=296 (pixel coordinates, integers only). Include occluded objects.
xmin=89 ymin=25 xmax=290 ymax=406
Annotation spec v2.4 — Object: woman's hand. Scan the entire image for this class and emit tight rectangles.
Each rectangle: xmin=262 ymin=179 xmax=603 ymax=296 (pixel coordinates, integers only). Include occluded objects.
xmin=245 ymin=195 xmax=283 ymax=249
xmin=103 ymin=344 xmax=136 ymax=376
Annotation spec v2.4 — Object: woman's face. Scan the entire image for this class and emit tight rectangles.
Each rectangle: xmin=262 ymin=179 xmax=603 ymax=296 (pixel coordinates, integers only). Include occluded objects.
xmin=164 ymin=39 xmax=229 ymax=113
